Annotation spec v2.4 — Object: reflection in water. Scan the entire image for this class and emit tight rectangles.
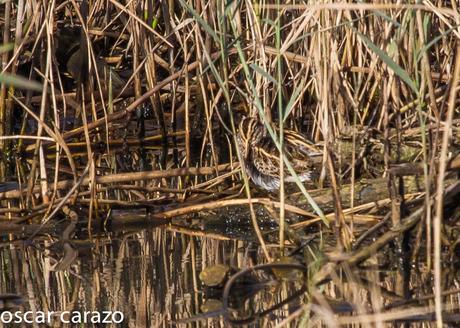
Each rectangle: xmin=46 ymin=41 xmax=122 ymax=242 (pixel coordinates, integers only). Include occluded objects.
xmin=2 ymin=218 xmax=460 ymax=327
xmin=1 ymin=224 xmax=298 ymax=327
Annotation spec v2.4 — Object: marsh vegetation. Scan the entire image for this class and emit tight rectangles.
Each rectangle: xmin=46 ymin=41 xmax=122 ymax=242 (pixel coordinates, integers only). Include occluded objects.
xmin=1 ymin=1 xmax=460 ymax=326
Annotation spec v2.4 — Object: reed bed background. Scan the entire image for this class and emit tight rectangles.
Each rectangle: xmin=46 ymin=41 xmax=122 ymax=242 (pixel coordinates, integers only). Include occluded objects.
xmin=1 ymin=0 xmax=460 ymax=326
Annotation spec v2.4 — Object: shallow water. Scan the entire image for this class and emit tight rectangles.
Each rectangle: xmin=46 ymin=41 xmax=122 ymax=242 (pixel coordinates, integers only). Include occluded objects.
xmin=1 ymin=210 xmax=459 ymax=327
xmin=0 ymin=217 xmax=301 ymax=327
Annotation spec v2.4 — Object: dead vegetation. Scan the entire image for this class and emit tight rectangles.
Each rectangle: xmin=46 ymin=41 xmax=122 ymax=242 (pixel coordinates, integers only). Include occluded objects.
xmin=1 ymin=0 xmax=460 ymax=326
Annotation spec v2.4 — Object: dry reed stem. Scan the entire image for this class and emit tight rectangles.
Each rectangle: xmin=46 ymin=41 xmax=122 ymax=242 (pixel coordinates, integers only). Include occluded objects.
xmin=433 ymin=40 xmax=460 ymax=328
xmin=1 ymin=1 xmax=460 ymax=324
xmin=0 ymin=163 xmax=238 ymax=200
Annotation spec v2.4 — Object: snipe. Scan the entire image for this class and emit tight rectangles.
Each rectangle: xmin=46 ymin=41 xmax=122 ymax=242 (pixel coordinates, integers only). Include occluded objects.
xmin=236 ymin=117 xmax=320 ymax=191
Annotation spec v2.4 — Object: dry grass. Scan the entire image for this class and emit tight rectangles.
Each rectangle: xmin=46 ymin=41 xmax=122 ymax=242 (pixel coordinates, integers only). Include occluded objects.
xmin=1 ymin=0 xmax=460 ymax=326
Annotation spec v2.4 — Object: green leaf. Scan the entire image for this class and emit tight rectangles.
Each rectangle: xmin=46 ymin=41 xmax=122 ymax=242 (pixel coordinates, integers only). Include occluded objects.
xmin=0 ymin=73 xmax=43 ymax=91
xmin=283 ymin=77 xmax=307 ymax=121
xmin=179 ymin=0 xmax=219 ymax=43
xmin=416 ymin=24 xmax=460 ymax=63
xmin=0 ymin=43 xmax=13 ymax=54
xmin=249 ymin=63 xmax=278 ymax=85
xmin=356 ymin=30 xmax=418 ymax=94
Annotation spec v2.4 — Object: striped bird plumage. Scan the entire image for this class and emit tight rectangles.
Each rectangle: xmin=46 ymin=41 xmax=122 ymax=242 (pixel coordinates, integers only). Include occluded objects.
xmin=236 ymin=117 xmax=320 ymax=190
